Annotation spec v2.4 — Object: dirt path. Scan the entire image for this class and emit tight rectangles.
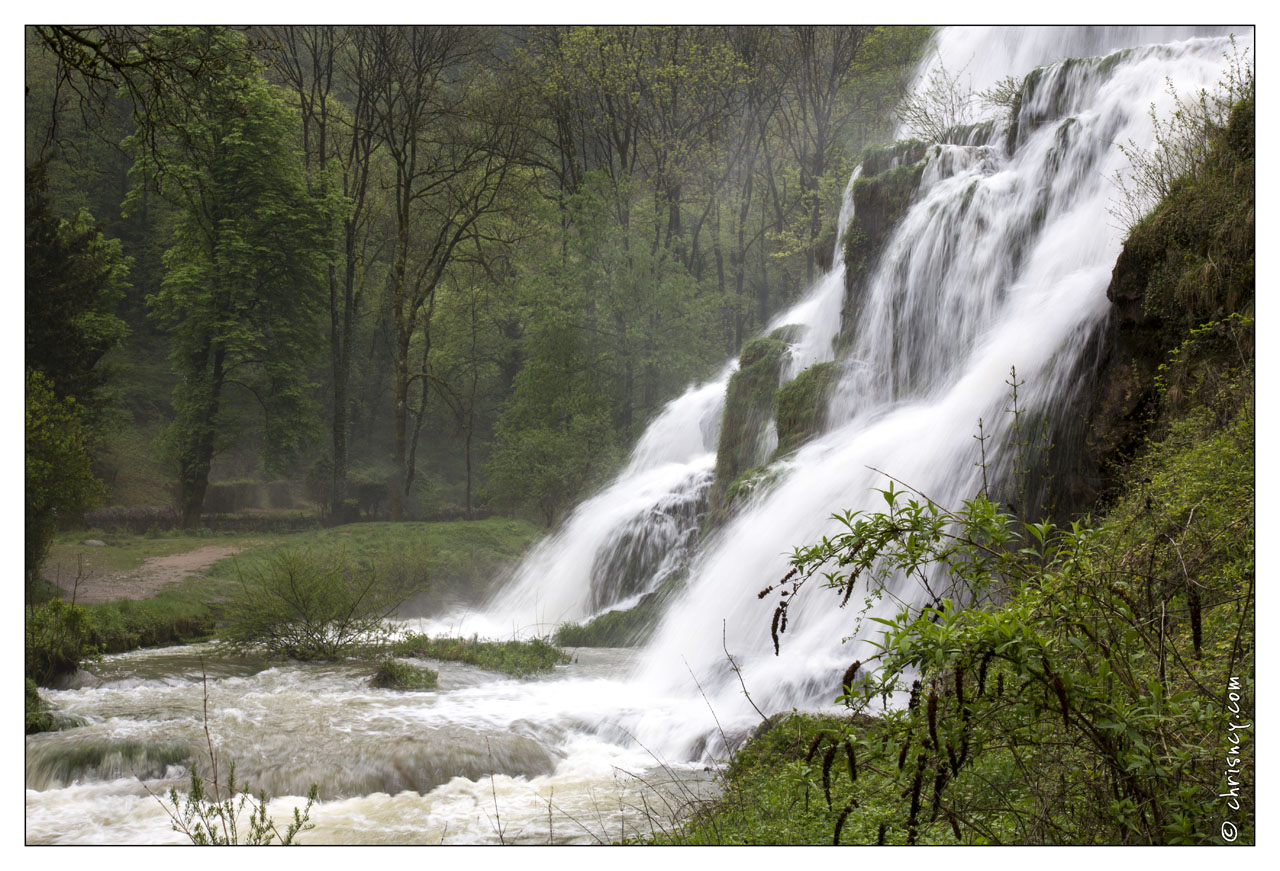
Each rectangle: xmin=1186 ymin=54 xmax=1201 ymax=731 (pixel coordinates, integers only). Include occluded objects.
xmin=61 ymin=545 xmax=247 ymax=604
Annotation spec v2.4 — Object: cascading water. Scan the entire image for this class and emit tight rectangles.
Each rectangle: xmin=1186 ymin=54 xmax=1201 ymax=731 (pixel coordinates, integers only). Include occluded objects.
xmin=468 ymin=25 xmax=1250 ymax=754
xmin=27 ymin=26 xmax=1251 ymax=844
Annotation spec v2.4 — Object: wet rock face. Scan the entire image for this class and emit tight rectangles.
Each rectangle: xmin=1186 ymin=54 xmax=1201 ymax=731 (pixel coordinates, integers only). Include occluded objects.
xmin=1069 ymin=95 xmax=1254 ymax=512
xmin=840 ymin=146 xmax=928 ymax=347
xmin=710 ymin=336 xmax=788 ymax=512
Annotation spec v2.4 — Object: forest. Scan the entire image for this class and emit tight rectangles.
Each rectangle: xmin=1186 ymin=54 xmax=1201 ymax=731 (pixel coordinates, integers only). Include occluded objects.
xmin=26 ymin=24 xmax=928 ymax=546
xmin=26 ymin=25 xmax=1253 ymax=847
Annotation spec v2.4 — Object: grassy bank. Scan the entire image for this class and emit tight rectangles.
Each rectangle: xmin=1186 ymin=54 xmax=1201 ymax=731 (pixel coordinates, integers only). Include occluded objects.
xmin=30 ymin=518 xmax=543 ymax=672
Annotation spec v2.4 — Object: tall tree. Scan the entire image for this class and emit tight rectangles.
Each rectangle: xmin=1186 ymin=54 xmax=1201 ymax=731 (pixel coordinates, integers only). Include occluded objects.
xmin=125 ymin=26 xmax=335 ymax=527
xmin=362 ymin=25 xmax=522 ymax=520
xmin=263 ymin=25 xmax=383 ymax=521
xmin=25 ymin=165 xmax=130 ymax=418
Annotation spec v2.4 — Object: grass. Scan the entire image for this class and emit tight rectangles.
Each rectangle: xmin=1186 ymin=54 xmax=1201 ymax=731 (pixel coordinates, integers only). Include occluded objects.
xmin=391 ymin=633 xmax=569 ymax=678
xmin=42 ymin=529 xmax=262 ymax=585
xmin=35 ymin=518 xmax=542 ymax=661
xmin=203 ymin=518 xmax=541 ymax=608
xmin=84 ymin=586 xmax=222 ymax=653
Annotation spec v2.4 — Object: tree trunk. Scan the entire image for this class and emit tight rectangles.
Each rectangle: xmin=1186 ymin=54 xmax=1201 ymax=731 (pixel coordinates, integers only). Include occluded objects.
xmin=178 ymin=342 xmax=225 ymax=529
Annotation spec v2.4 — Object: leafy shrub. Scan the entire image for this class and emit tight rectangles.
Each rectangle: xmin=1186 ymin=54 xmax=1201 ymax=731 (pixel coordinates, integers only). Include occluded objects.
xmin=391 ymin=633 xmax=568 ymax=677
xmin=760 ymin=400 xmax=1253 ymax=845
xmin=218 ymin=547 xmax=422 ymax=660
xmin=164 ymin=764 xmax=317 ymax=845
xmin=1110 ymin=39 xmax=1253 ymax=232
xmin=26 ymin=598 xmax=98 ymax=685
xmin=369 ymin=659 xmax=438 ymax=690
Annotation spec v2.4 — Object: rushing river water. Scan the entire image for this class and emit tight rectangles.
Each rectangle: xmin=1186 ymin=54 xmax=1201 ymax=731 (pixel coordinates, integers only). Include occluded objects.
xmin=26 ymin=25 xmax=1250 ymax=844
xmin=26 ymin=640 xmax=716 ymax=844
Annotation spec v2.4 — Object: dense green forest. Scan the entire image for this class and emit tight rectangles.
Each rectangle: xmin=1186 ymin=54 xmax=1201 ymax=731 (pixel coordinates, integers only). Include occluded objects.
xmin=25 ymin=25 xmax=929 ymax=570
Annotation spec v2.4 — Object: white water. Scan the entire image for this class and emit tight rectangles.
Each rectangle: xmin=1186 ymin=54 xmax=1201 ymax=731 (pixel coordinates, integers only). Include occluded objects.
xmin=28 ymin=26 xmax=1251 ymax=843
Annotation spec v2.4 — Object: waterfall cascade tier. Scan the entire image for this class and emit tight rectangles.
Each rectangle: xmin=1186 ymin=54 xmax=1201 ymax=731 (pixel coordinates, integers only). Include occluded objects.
xmin=474 ymin=26 xmax=1251 ymax=759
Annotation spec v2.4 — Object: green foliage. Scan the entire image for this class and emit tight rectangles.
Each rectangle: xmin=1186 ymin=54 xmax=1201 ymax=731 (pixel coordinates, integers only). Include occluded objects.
xmin=26 ymin=369 xmax=104 ymax=602
xmin=391 ymin=633 xmax=569 ymax=678
xmin=26 ymin=598 xmax=99 ymax=686
xmin=84 ymin=593 xmax=218 ymax=654
xmin=125 ymin=26 xmax=339 ymax=526
xmin=486 ymin=171 xmax=719 ymax=524
xmin=218 ymin=547 xmax=420 ymax=660
xmin=773 ymin=361 xmax=839 ymax=458
xmin=26 ymin=679 xmax=57 ymax=735
xmin=369 ymin=658 xmax=439 ymax=690
xmin=25 ymin=166 xmax=130 ymax=416
xmin=755 ymin=392 xmax=1253 ymax=844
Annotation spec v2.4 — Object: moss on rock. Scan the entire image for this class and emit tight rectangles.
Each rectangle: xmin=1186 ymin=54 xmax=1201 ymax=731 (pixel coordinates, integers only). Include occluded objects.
xmin=774 ymin=362 xmax=839 ymax=459
xmin=841 ymin=151 xmax=927 ymax=347
xmin=711 ymin=336 xmax=788 ymax=511
xmin=1076 ymin=93 xmax=1254 ymax=509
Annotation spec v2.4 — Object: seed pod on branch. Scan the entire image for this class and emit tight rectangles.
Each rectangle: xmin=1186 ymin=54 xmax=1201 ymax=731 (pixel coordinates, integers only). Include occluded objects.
xmin=822 ymin=743 xmax=837 ymax=808
xmin=841 ymin=660 xmax=861 ymax=696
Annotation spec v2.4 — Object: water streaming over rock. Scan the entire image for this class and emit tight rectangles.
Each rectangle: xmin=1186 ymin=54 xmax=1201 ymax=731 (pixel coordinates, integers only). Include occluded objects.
xmin=27 ymin=26 xmax=1250 ymax=843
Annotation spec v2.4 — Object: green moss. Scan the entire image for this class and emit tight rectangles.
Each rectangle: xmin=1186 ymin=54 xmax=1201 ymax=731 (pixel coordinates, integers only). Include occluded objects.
xmin=369 ymin=658 xmax=438 ymax=690
xmin=391 ymin=634 xmax=569 ymax=678
xmin=856 ymin=139 xmax=927 ymax=177
xmin=30 ymin=740 xmax=191 ymax=785
xmin=773 ymin=362 xmax=839 ymax=459
xmin=841 ymin=159 xmax=926 ymax=346
xmin=767 ymin=323 xmax=805 ymax=344
xmin=711 ymin=337 xmax=788 ymax=512
xmin=555 ymin=604 xmax=654 ymax=647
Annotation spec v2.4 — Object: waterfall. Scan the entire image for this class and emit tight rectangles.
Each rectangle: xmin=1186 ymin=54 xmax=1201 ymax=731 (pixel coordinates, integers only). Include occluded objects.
xmin=477 ymin=26 xmax=1249 ymax=757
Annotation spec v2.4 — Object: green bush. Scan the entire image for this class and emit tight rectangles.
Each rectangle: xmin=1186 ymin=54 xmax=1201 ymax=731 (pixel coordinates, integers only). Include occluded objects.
xmin=753 ymin=397 xmax=1253 ymax=845
xmin=391 ymin=633 xmax=568 ymax=678
xmin=218 ymin=547 xmax=422 ymax=660
xmin=26 ymin=598 xmax=98 ymax=686
xmin=369 ymin=659 xmax=438 ymax=690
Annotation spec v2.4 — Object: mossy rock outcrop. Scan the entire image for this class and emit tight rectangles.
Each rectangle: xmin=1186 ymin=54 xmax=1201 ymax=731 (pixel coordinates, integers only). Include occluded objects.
xmin=711 ymin=336 xmax=788 ymax=510
xmin=1073 ymin=93 xmax=1254 ymax=510
xmin=773 ymin=361 xmax=840 ymax=459
xmin=841 ymin=144 xmax=928 ymax=347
